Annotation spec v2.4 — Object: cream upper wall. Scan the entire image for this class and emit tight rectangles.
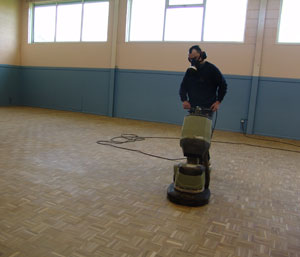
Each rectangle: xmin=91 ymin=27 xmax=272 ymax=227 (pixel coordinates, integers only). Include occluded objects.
xmin=20 ymin=0 xmax=114 ymax=68
xmin=19 ymin=0 xmax=300 ymax=79
xmin=260 ymin=0 xmax=300 ymax=79
xmin=21 ymin=42 xmax=112 ymax=68
xmin=116 ymin=43 xmax=255 ymax=76
xmin=116 ymin=0 xmax=259 ymax=76
xmin=20 ymin=0 xmax=258 ymax=75
xmin=0 ymin=0 xmax=21 ymax=65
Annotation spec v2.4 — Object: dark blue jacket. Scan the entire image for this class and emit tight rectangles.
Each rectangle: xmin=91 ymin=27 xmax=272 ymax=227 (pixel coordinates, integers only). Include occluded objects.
xmin=179 ymin=61 xmax=227 ymax=108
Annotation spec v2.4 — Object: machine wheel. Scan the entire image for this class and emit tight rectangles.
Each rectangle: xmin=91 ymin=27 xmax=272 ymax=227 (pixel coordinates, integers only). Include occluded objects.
xmin=167 ymin=183 xmax=210 ymax=207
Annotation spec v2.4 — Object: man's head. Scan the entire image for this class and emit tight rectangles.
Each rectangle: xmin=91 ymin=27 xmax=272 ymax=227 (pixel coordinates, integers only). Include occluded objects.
xmin=188 ymin=45 xmax=207 ymax=64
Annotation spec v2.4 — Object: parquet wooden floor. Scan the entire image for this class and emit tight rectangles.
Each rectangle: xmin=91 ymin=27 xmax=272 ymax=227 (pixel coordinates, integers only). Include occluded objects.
xmin=0 ymin=107 xmax=299 ymax=257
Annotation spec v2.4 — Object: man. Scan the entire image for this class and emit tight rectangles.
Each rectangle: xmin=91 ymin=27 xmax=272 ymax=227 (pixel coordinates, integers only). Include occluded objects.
xmin=179 ymin=45 xmax=228 ymax=165
xmin=179 ymin=45 xmax=227 ymax=116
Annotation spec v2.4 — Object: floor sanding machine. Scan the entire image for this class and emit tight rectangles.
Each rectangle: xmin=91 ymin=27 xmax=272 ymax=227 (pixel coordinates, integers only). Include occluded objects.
xmin=167 ymin=107 xmax=212 ymax=206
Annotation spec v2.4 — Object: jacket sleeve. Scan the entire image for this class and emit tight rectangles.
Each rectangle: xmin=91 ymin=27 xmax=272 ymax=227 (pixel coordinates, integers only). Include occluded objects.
xmin=214 ymin=67 xmax=227 ymax=102
xmin=179 ymin=70 xmax=189 ymax=102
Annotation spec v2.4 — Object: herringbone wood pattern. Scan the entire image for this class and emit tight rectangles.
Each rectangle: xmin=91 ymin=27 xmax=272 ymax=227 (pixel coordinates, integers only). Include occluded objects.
xmin=0 ymin=107 xmax=299 ymax=257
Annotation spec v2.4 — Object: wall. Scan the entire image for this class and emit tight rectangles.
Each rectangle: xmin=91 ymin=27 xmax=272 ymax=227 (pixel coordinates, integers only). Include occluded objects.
xmin=20 ymin=66 xmax=110 ymax=115
xmin=0 ymin=0 xmax=21 ymax=105
xmin=16 ymin=0 xmax=300 ymax=140
xmin=0 ymin=0 xmax=21 ymax=66
xmin=18 ymin=0 xmax=116 ymax=115
xmin=113 ymin=70 xmax=252 ymax=132
xmin=20 ymin=1 xmax=114 ymax=68
xmin=250 ymin=0 xmax=300 ymax=139
xmin=114 ymin=0 xmax=300 ymax=139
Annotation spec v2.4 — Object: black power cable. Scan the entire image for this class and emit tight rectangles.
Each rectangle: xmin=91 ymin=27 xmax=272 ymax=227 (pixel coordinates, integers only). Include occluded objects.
xmin=240 ymin=119 xmax=300 ymax=148
xmin=96 ymin=134 xmax=186 ymax=161
xmin=96 ymin=133 xmax=300 ymax=162
xmin=96 ymin=110 xmax=218 ymax=162
xmin=96 ymin=110 xmax=299 ymax=161
xmin=211 ymin=110 xmax=218 ymax=136
xmin=211 ymin=140 xmax=300 ymax=153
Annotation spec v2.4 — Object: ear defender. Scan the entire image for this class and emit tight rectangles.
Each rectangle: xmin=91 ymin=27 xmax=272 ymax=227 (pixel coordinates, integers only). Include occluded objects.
xmin=200 ymin=51 xmax=207 ymax=60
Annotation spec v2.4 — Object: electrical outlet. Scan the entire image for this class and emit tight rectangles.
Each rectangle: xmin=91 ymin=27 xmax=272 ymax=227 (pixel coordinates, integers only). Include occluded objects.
xmin=240 ymin=118 xmax=247 ymax=133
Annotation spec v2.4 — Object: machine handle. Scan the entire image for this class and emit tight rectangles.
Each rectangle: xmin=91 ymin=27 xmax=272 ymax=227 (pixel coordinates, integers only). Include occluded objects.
xmin=189 ymin=106 xmax=213 ymax=116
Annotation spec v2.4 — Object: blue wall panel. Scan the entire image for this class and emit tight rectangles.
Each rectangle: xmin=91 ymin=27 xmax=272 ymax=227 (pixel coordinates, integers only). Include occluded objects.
xmin=0 ymin=65 xmax=21 ymax=106
xmin=254 ymin=78 xmax=300 ymax=140
xmin=114 ymin=70 xmax=252 ymax=133
xmin=1 ymin=65 xmax=299 ymax=140
xmin=114 ymin=69 xmax=186 ymax=125
xmin=20 ymin=67 xmax=110 ymax=115
xmin=214 ymin=75 xmax=252 ymax=132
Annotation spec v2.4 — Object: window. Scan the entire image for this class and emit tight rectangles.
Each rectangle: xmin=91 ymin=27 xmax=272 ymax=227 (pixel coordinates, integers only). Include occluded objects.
xmin=204 ymin=0 xmax=248 ymax=42
xmin=164 ymin=7 xmax=204 ymax=41
xmin=33 ymin=5 xmax=56 ymax=42
xmin=31 ymin=0 xmax=109 ymax=43
xmin=56 ymin=3 xmax=82 ymax=42
xmin=128 ymin=0 xmax=165 ymax=41
xmin=278 ymin=0 xmax=300 ymax=43
xmin=126 ymin=0 xmax=248 ymax=42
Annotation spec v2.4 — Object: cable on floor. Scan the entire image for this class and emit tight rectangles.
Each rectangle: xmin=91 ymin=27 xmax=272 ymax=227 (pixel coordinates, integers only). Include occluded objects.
xmin=240 ymin=120 xmax=299 ymax=148
xmin=96 ymin=134 xmax=186 ymax=161
xmin=96 ymin=133 xmax=300 ymax=162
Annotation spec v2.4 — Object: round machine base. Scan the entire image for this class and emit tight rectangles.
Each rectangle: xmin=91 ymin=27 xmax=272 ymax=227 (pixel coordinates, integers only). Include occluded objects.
xmin=167 ymin=183 xmax=210 ymax=207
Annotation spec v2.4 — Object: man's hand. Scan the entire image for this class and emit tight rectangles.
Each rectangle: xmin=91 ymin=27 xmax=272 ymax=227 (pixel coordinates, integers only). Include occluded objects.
xmin=183 ymin=101 xmax=191 ymax=109
xmin=210 ymin=101 xmax=220 ymax=111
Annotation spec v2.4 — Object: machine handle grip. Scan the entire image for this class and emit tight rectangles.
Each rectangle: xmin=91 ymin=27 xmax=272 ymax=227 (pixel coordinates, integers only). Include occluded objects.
xmin=189 ymin=106 xmax=212 ymax=115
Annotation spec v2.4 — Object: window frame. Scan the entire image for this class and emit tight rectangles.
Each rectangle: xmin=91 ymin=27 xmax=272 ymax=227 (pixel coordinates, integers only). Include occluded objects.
xmin=126 ymin=0 xmax=206 ymax=42
xmin=163 ymin=0 xmax=206 ymax=41
xmin=126 ymin=0 xmax=249 ymax=43
xmin=29 ymin=0 xmax=110 ymax=43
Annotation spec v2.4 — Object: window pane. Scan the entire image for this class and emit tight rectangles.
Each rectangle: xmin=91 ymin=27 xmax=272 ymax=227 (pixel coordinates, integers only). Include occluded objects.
xmin=56 ymin=3 xmax=82 ymax=42
xmin=129 ymin=0 xmax=165 ymax=41
xmin=278 ymin=0 xmax=300 ymax=43
xmin=164 ymin=7 xmax=203 ymax=41
xmin=169 ymin=0 xmax=203 ymax=5
xmin=204 ymin=0 xmax=248 ymax=42
xmin=34 ymin=5 xmax=56 ymax=42
xmin=82 ymin=2 xmax=109 ymax=42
